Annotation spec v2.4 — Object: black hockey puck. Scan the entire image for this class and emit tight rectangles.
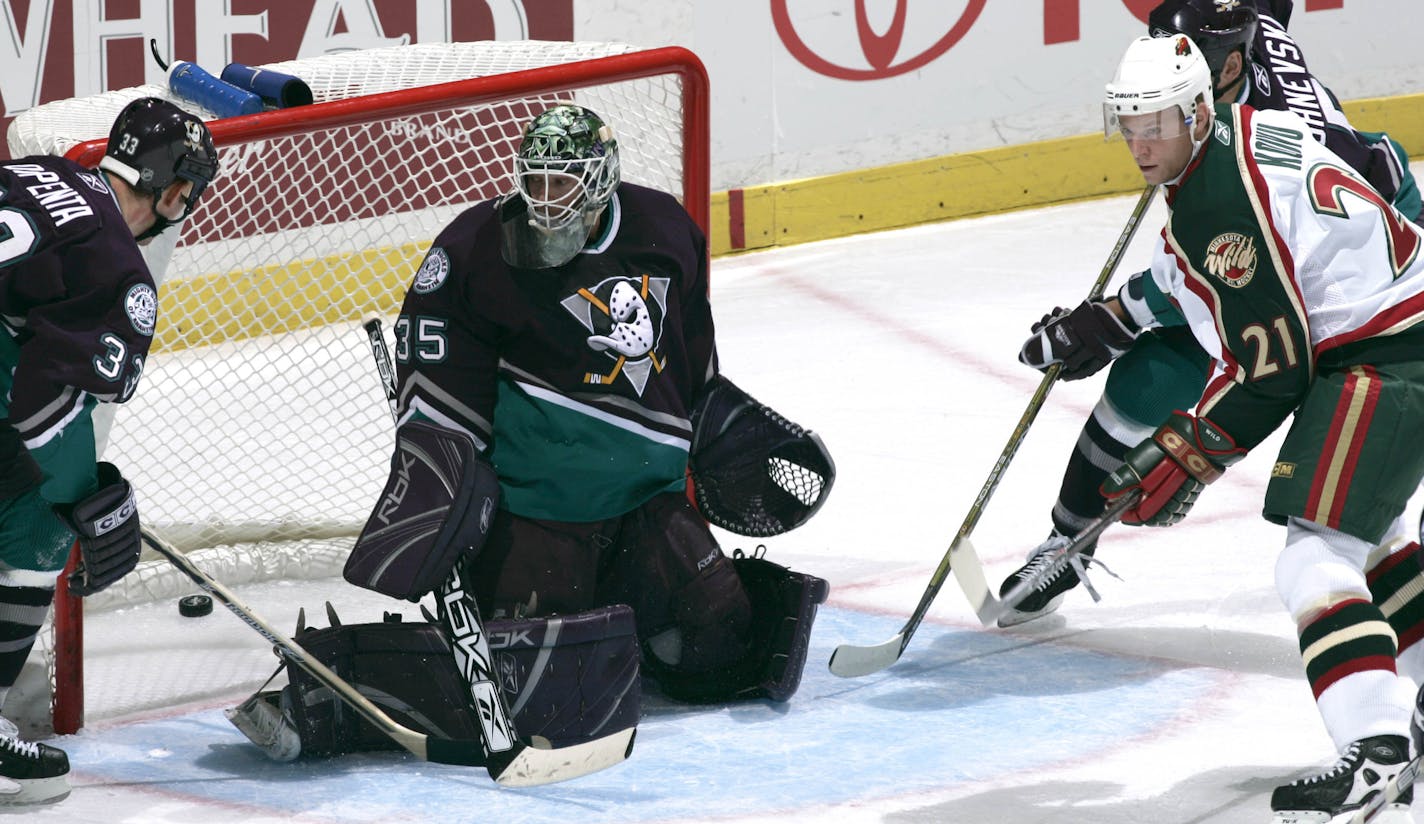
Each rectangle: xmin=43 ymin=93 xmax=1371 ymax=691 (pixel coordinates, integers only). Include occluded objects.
xmin=178 ymin=594 xmax=213 ymax=617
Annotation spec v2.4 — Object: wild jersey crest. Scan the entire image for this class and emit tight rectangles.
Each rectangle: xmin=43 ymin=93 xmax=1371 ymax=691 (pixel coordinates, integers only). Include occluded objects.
xmin=1205 ymin=232 xmax=1258 ymax=287
xmin=559 ymin=274 xmax=670 ymax=396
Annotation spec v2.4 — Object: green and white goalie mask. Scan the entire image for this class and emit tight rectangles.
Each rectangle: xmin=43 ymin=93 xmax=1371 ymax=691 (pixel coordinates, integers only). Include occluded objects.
xmin=501 ymin=104 xmax=621 ymax=269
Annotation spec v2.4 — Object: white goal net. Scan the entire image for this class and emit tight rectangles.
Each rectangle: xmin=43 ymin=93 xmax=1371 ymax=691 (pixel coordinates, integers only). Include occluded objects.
xmin=6 ymin=39 xmax=707 ymax=729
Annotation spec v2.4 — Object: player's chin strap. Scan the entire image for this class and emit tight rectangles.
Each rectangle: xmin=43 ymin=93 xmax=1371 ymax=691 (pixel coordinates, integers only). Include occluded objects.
xmin=1166 ymin=110 xmax=1213 ymax=188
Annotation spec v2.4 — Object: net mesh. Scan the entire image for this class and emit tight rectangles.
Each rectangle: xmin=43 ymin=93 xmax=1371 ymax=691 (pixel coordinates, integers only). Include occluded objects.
xmin=7 ymin=40 xmax=697 ymax=727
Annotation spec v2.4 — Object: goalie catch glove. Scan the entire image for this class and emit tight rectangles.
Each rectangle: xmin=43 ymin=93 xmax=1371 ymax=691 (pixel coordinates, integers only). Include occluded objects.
xmin=55 ymin=462 xmax=142 ymax=596
xmin=1019 ymin=299 xmax=1139 ymax=381
xmin=1100 ymin=412 xmax=1246 ymax=526
xmin=689 ymin=375 xmax=834 ymax=537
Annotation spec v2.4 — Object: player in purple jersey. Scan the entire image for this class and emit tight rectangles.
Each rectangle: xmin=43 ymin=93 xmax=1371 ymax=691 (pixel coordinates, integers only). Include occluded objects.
xmin=996 ymin=0 xmax=1424 ymax=627
xmin=1150 ymin=0 xmax=1419 ymax=220
xmin=236 ymin=104 xmax=833 ymax=762
xmin=0 ymin=97 xmax=216 ymax=804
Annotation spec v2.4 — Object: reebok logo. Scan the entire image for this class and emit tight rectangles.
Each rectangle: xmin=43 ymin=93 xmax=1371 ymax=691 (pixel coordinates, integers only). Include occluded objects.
xmin=376 ymin=451 xmax=417 ymax=525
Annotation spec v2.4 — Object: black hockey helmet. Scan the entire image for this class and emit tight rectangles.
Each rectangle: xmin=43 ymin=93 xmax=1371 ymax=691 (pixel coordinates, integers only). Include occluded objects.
xmin=99 ymin=97 xmax=218 ymax=236
xmin=1147 ymin=0 xmax=1258 ymax=90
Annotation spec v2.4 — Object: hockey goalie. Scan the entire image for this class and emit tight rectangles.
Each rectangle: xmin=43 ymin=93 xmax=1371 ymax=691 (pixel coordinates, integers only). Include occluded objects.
xmin=228 ymin=103 xmax=835 ymax=763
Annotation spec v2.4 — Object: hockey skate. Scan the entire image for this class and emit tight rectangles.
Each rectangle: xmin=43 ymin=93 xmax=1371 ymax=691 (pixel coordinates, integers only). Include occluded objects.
xmin=1271 ymin=735 xmax=1414 ymax=823
xmin=996 ymin=530 xmax=1096 ymax=628
xmin=0 ymin=717 xmax=69 ymax=805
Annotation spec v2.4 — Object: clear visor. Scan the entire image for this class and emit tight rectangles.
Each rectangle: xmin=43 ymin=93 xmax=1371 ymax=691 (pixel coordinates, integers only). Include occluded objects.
xmin=514 ymin=157 xmax=599 ymax=231
xmin=1104 ymin=104 xmax=1193 ymax=142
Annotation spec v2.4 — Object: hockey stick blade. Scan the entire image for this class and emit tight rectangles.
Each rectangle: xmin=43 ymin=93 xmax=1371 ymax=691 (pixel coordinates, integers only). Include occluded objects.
xmin=482 ymin=728 xmax=637 ymax=788
xmin=1348 ymin=753 xmax=1419 ymax=824
xmin=828 ymin=631 xmax=906 ymax=678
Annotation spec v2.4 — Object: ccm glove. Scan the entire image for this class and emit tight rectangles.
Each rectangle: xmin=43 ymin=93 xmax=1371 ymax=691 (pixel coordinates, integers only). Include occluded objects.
xmin=1018 ymin=299 xmax=1139 ymax=381
xmin=55 ymin=462 xmax=141 ymax=597
xmin=1100 ymin=412 xmax=1246 ymax=526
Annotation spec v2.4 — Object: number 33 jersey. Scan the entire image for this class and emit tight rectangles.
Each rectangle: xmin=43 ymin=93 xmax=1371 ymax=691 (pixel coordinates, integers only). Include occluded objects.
xmin=1139 ymin=103 xmax=1424 ymax=452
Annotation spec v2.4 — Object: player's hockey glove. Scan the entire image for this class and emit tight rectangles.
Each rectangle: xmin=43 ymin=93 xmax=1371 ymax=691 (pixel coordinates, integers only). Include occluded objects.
xmin=55 ymin=462 xmax=142 ymax=596
xmin=1018 ymin=299 xmax=1139 ymax=381
xmin=1100 ymin=412 xmax=1245 ymax=526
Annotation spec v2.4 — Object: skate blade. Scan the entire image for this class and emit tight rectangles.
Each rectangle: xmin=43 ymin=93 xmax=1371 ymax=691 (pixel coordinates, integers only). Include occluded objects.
xmin=995 ymin=594 xmax=1065 ymax=628
xmin=1270 ymin=805 xmax=1415 ymax=824
xmin=0 ymin=774 xmax=70 ymax=806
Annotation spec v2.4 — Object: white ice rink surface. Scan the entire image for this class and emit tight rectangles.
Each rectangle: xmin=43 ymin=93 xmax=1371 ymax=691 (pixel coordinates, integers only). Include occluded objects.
xmin=19 ymin=188 xmax=1424 ymax=823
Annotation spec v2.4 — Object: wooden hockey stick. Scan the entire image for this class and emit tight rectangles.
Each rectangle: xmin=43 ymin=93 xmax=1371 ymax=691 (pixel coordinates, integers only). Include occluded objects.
xmin=829 ymin=185 xmax=1158 ymax=679
xmin=360 ymin=317 xmax=635 ymax=784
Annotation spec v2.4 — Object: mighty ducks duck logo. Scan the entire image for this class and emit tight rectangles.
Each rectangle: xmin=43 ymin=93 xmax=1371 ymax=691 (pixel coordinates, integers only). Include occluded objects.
xmin=1205 ymin=232 xmax=1258 ymax=288
xmin=561 ymin=274 xmax=670 ymax=396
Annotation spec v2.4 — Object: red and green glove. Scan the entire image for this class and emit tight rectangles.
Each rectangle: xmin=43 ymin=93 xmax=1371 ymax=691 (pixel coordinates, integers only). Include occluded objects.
xmin=1100 ymin=411 xmax=1246 ymax=526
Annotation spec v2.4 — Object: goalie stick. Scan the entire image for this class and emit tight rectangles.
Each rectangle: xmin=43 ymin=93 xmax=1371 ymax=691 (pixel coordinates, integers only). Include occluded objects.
xmin=828 ymin=186 xmax=1158 ymax=679
xmin=361 ymin=317 xmax=635 ymax=783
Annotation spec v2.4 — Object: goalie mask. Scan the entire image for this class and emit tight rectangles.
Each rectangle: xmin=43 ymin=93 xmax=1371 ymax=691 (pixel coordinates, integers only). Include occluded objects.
xmin=501 ymin=104 xmax=620 ymax=269
xmin=100 ymin=97 xmax=218 ymax=241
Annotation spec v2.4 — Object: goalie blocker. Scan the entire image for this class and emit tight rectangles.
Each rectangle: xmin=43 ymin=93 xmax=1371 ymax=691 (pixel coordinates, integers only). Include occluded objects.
xmin=228 ymin=604 xmax=641 ymax=761
xmin=345 ymin=419 xmax=498 ymax=601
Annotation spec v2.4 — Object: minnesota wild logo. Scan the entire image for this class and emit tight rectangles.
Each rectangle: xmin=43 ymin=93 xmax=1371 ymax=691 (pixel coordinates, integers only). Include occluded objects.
xmin=1204 ymin=232 xmax=1257 ymax=288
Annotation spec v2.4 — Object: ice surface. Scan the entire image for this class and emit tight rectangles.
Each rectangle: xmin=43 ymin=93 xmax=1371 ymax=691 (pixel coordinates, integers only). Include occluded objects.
xmin=18 ymin=189 xmax=1423 ymax=823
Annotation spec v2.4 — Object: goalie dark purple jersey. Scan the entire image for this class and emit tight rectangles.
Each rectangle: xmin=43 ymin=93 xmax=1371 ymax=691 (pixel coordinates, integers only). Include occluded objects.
xmin=0 ymin=155 xmax=155 ymax=501
xmin=393 ymin=182 xmax=716 ymax=523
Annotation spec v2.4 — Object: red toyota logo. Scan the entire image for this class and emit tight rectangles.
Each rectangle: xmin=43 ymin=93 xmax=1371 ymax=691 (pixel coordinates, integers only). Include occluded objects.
xmin=772 ymin=0 xmax=986 ymax=81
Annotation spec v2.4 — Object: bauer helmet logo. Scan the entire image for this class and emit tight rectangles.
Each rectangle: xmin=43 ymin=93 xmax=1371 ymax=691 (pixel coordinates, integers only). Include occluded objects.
xmin=1205 ymin=233 xmax=1258 ymax=288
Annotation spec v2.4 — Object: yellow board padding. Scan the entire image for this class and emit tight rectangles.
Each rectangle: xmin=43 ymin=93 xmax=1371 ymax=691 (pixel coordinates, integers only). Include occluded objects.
xmin=154 ymin=242 xmax=427 ymax=353
xmin=709 ymin=91 xmax=1424 ymax=256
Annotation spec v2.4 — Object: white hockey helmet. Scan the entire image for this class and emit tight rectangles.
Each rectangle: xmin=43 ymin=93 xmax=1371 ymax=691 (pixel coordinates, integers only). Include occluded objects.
xmin=1103 ymin=34 xmax=1213 ymax=139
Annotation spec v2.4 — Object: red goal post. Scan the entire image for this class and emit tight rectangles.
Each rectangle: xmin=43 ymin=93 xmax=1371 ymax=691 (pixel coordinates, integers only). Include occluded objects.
xmin=8 ymin=41 xmax=708 ymax=734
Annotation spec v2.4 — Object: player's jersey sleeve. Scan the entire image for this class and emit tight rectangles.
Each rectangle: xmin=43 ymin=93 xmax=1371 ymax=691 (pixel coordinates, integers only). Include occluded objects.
xmin=0 ymin=159 xmax=156 ymax=503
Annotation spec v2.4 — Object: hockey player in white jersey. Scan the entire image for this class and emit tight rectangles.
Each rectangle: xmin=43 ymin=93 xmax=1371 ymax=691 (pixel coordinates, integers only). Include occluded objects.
xmin=1023 ymin=35 xmax=1424 ymax=822
xmin=998 ymin=0 xmax=1424 ymax=630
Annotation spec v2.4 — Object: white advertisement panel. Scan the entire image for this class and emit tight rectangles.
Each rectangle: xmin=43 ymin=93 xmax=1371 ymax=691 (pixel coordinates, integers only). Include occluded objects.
xmin=580 ymin=0 xmax=1424 ymax=191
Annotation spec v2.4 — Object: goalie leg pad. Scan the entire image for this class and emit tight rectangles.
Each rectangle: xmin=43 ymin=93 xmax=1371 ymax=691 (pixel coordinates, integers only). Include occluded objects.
xmin=282 ymin=618 xmax=484 ymax=757
xmin=230 ymin=607 xmax=640 ymax=758
xmin=488 ymin=604 xmax=640 ymax=749
xmin=690 ymin=375 xmax=835 ymax=537
xmin=646 ymin=551 xmax=828 ymax=703
xmin=347 ymin=420 xmax=500 ymax=601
